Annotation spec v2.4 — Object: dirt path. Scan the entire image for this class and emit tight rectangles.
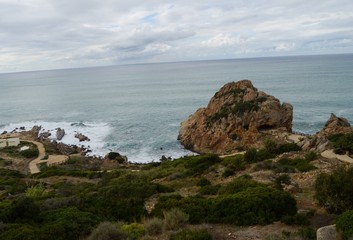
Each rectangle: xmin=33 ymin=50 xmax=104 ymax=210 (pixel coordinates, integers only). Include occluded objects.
xmin=24 ymin=140 xmax=68 ymax=174
xmin=321 ymin=150 xmax=353 ymax=164
xmin=220 ymin=151 xmax=246 ymax=158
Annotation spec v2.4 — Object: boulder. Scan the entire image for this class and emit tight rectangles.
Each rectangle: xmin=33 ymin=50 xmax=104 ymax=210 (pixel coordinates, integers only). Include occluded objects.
xmin=29 ymin=126 xmax=41 ymax=139
xmin=56 ymin=128 xmax=65 ymax=141
xmin=322 ymin=113 xmax=351 ymax=135
xmin=75 ymin=133 xmax=90 ymax=142
xmin=301 ymin=114 xmax=352 ymax=152
xmin=316 ymin=225 xmax=337 ymax=240
xmin=178 ymin=80 xmax=293 ymax=154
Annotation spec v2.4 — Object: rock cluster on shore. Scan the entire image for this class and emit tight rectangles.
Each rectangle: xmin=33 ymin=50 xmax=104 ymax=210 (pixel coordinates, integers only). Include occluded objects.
xmin=300 ymin=113 xmax=352 ymax=153
xmin=178 ymin=80 xmax=293 ymax=154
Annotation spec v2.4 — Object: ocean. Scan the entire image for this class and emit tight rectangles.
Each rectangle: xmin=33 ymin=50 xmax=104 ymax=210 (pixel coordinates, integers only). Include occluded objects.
xmin=0 ymin=54 xmax=352 ymax=162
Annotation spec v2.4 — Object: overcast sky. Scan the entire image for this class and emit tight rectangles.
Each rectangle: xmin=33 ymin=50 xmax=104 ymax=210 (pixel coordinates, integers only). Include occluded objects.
xmin=1 ymin=0 xmax=353 ymax=73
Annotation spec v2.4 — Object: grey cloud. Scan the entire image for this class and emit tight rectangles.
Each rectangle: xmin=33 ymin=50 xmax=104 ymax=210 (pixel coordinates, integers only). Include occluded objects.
xmin=0 ymin=0 xmax=353 ymax=72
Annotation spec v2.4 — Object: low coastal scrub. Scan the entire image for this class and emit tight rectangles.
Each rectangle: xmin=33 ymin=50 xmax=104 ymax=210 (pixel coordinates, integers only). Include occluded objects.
xmin=336 ymin=210 xmax=353 ymax=240
xmin=315 ymin=166 xmax=353 ymax=214
xmin=328 ymin=132 xmax=353 ymax=154
xmin=153 ymin=180 xmax=296 ymax=225
xmin=170 ymin=229 xmax=212 ymax=240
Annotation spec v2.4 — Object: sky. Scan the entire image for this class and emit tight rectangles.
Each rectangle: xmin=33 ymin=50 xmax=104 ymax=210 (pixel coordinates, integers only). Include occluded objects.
xmin=1 ymin=0 xmax=353 ymax=73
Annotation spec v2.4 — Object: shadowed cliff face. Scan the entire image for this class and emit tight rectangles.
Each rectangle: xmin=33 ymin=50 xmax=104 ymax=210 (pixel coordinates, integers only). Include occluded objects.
xmin=178 ymin=80 xmax=293 ymax=154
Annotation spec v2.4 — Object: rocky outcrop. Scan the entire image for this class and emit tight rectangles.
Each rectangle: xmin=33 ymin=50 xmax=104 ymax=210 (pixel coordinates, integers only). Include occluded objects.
xmin=301 ymin=114 xmax=353 ymax=152
xmin=316 ymin=225 xmax=337 ymax=240
xmin=75 ymin=133 xmax=90 ymax=142
xmin=178 ymin=80 xmax=293 ymax=154
xmin=56 ymin=128 xmax=65 ymax=141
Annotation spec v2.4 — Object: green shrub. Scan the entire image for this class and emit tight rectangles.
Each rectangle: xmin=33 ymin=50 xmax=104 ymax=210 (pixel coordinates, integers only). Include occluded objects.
xmin=222 ymin=167 xmax=235 ymax=177
xmin=163 ymin=208 xmax=189 ymax=231
xmin=25 ymin=182 xmax=49 ymax=199
xmin=20 ymin=148 xmax=39 ymax=158
xmin=144 ymin=217 xmax=163 ymax=236
xmin=218 ymin=175 xmax=263 ymax=194
xmin=199 ymin=185 xmax=221 ymax=196
xmin=170 ymin=229 xmax=212 ymax=240
xmin=221 ymin=155 xmax=246 ymax=171
xmin=209 ymin=187 xmax=297 ymax=225
xmin=336 ymin=210 xmax=353 ymax=240
xmin=89 ymin=222 xmax=131 ymax=240
xmin=277 ymin=158 xmax=316 ymax=172
xmin=121 ymin=223 xmax=145 ymax=239
xmin=7 ymin=197 xmax=40 ymax=223
xmin=305 ymin=151 xmax=318 ymax=161
xmin=183 ymin=154 xmax=220 ymax=176
xmin=196 ymin=178 xmax=211 ymax=187
xmin=244 ymin=148 xmax=257 ymax=163
xmin=314 ymin=166 xmax=353 ymax=214
xmin=329 ymin=132 xmax=353 ymax=154
xmin=274 ymin=174 xmax=291 ymax=190
xmin=297 ymin=226 xmax=316 ymax=240
xmin=154 ymin=186 xmax=297 ymax=226
xmin=84 ymin=174 xmax=170 ymax=221
xmin=276 ymin=143 xmax=301 ymax=154
xmin=264 ymin=139 xmax=278 ymax=154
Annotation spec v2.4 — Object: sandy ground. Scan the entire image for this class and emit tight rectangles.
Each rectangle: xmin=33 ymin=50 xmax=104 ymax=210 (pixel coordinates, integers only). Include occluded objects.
xmin=287 ymin=134 xmax=303 ymax=143
xmin=321 ymin=150 xmax=353 ymax=164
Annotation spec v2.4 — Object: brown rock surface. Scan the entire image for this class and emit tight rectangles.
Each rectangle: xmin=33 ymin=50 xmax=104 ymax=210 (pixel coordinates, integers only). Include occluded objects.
xmin=300 ymin=113 xmax=353 ymax=152
xmin=178 ymin=80 xmax=293 ymax=154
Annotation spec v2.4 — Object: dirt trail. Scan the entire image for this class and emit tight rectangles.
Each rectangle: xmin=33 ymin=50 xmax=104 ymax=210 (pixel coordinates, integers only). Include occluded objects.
xmin=24 ymin=140 xmax=68 ymax=174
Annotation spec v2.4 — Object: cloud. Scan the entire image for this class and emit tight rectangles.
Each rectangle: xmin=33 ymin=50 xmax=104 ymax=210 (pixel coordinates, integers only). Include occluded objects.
xmin=0 ymin=0 xmax=353 ymax=72
xmin=202 ymin=34 xmax=245 ymax=48
xmin=275 ymin=42 xmax=296 ymax=52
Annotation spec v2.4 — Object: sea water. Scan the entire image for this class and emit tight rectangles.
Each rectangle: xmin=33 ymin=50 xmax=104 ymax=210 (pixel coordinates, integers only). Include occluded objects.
xmin=0 ymin=54 xmax=352 ymax=162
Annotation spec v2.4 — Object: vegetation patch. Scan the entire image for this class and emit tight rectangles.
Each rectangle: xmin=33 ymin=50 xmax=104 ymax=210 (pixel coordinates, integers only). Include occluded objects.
xmin=328 ymin=132 xmax=353 ymax=154
xmin=315 ymin=166 xmax=353 ymax=214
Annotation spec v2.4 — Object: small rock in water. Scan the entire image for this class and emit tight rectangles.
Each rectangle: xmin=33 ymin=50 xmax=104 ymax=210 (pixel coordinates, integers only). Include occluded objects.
xmin=75 ymin=132 xmax=90 ymax=142
xmin=56 ymin=128 xmax=65 ymax=140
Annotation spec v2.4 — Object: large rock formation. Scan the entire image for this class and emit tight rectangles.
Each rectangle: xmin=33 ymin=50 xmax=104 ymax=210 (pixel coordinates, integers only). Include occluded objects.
xmin=178 ymin=80 xmax=293 ymax=154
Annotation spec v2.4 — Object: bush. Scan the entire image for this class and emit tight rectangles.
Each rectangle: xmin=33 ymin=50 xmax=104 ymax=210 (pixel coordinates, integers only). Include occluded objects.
xmin=196 ymin=178 xmax=211 ymax=187
xmin=329 ymin=132 xmax=353 ymax=154
xmin=222 ymin=167 xmax=235 ymax=177
xmin=221 ymin=155 xmax=246 ymax=171
xmin=40 ymin=207 xmax=99 ymax=240
xmin=199 ymin=185 xmax=220 ymax=196
xmin=209 ymin=187 xmax=297 ymax=225
xmin=297 ymin=226 xmax=316 ymax=240
xmin=144 ymin=217 xmax=163 ymax=236
xmin=121 ymin=223 xmax=145 ymax=239
xmin=154 ymin=186 xmax=297 ymax=226
xmin=305 ymin=151 xmax=318 ymax=161
xmin=277 ymin=158 xmax=316 ymax=172
xmin=314 ymin=166 xmax=353 ymax=214
xmin=89 ymin=222 xmax=131 ymax=240
xmin=244 ymin=148 xmax=257 ymax=163
xmin=183 ymin=154 xmax=220 ymax=176
xmin=163 ymin=208 xmax=189 ymax=231
xmin=274 ymin=174 xmax=291 ymax=190
xmin=336 ymin=210 xmax=353 ymax=240
xmin=276 ymin=143 xmax=301 ymax=154
xmin=7 ymin=197 xmax=40 ymax=223
xmin=170 ymin=229 xmax=212 ymax=240
xmin=218 ymin=175 xmax=263 ymax=194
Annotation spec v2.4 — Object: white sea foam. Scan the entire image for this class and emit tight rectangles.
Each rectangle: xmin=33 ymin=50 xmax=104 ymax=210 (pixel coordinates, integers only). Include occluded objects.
xmin=0 ymin=121 xmax=112 ymax=157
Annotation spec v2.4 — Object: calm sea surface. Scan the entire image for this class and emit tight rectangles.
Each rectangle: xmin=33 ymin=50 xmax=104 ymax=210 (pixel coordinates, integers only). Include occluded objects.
xmin=0 ymin=54 xmax=352 ymax=162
